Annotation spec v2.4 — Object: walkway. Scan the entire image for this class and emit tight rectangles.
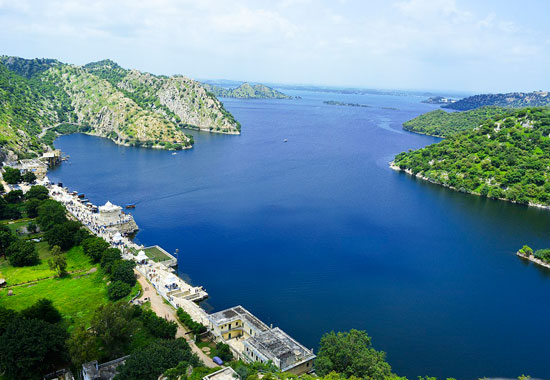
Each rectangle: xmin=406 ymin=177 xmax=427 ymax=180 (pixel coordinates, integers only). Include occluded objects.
xmin=135 ymin=270 xmax=216 ymax=368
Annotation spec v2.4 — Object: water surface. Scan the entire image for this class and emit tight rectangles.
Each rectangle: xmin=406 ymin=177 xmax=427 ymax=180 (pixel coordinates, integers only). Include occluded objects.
xmin=49 ymin=90 xmax=550 ymax=380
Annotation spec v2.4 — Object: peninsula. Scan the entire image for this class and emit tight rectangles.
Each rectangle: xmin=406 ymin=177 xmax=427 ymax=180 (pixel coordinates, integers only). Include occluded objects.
xmin=443 ymin=91 xmax=550 ymax=111
xmin=0 ymin=56 xmax=241 ymax=160
xmin=202 ymin=82 xmax=292 ymax=99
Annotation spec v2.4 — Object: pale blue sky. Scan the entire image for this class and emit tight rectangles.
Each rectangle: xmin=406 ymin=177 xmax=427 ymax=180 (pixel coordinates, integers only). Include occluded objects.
xmin=1 ymin=0 xmax=549 ymax=93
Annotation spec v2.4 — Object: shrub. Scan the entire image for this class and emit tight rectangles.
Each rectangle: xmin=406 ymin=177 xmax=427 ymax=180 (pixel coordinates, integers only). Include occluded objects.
xmin=215 ymin=342 xmax=233 ymax=362
xmin=141 ymin=309 xmax=178 ymax=339
xmin=176 ymin=308 xmax=206 ymax=335
xmin=6 ymin=239 xmax=39 ymax=267
xmin=111 ymin=260 xmax=136 ymax=286
xmin=107 ymin=281 xmax=131 ymax=300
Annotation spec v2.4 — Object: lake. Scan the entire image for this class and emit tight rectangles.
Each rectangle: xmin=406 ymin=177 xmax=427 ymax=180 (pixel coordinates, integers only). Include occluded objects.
xmin=49 ymin=89 xmax=550 ymax=380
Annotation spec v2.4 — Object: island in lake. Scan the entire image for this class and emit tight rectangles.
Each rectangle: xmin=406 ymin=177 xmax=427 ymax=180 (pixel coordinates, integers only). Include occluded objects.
xmin=202 ymin=82 xmax=292 ymax=99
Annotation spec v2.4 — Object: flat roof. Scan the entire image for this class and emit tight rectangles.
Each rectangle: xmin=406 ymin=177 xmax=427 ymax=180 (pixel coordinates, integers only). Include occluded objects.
xmin=202 ymin=367 xmax=239 ymax=380
xmin=209 ymin=305 xmax=269 ymax=332
xmin=246 ymin=327 xmax=315 ymax=371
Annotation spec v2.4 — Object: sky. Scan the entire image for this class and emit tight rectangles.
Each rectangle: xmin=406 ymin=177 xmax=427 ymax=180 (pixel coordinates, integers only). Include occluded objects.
xmin=0 ymin=0 xmax=549 ymax=93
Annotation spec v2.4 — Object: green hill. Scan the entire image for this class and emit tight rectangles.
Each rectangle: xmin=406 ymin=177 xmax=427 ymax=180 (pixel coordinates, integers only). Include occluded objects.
xmin=444 ymin=91 xmax=550 ymax=111
xmin=0 ymin=56 xmax=242 ymax=158
xmin=393 ymin=107 xmax=550 ymax=206
xmin=402 ymin=106 xmax=511 ymax=137
xmin=203 ymin=82 xmax=291 ymax=99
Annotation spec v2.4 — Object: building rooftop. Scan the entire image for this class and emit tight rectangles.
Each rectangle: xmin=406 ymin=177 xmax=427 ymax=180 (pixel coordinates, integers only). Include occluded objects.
xmin=209 ymin=305 xmax=269 ymax=332
xmin=82 ymin=356 xmax=128 ymax=380
xmin=202 ymin=367 xmax=240 ymax=380
xmin=246 ymin=327 xmax=315 ymax=372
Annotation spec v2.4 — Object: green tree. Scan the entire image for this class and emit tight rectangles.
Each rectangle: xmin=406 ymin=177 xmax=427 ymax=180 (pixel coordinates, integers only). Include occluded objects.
xmin=25 ymin=185 xmax=49 ymax=201
xmin=0 ymin=317 xmax=68 ymax=380
xmin=82 ymin=236 xmax=110 ymax=262
xmin=315 ymin=329 xmax=392 ymax=380
xmin=2 ymin=167 xmax=21 ymax=184
xmin=25 ymin=198 xmax=42 ymax=218
xmin=48 ymin=245 xmax=67 ymax=277
xmin=4 ymin=190 xmax=24 ymax=204
xmin=215 ymin=341 xmax=233 ymax=362
xmin=111 ymin=259 xmax=136 ymax=286
xmin=67 ymin=325 xmax=99 ymax=367
xmin=91 ymin=303 xmax=136 ymax=359
xmin=114 ymin=339 xmax=199 ymax=380
xmin=521 ymin=245 xmax=533 ymax=257
xmin=44 ymin=220 xmax=81 ymax=250
xmin=22 ymin=171 xmax=37 ymax=183
xmin=141 ymin=309 xmax=178 ymax=339
xmin=6 ymin=239 xmax=39 ymax=267
xmin=0 ymin=226 xmax=16 ymax=258
xmin=100 ymin=247 xmax=122 ymax=274
xmin=107 ymin=281 xmax=132 ymax=301
xmin=37 ymin=199 xmax=67 ymax=231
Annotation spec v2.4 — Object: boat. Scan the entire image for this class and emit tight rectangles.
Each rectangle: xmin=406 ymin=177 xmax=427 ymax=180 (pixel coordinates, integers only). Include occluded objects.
xmin=172 ymin=152 xmax=177 ymax=156
xmin=125 ymin=203 xmax=136 ymax=209
xmin=284 ymin=139 xmax=288 ymax=142
xmin=78 ymin=193 xmax=85 ymax=198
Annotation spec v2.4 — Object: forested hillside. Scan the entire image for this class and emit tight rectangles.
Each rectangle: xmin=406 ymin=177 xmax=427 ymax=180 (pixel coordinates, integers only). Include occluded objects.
xmin=203 ymin=82 xmax=291 ymax=99
xmin=394 ymin=107 xmax=550 ymax=206
xmin=402 ymin=106 xmax=510 ymax=137
xmin=444 ymin=91 xmax=550 ymax=111
xmin=0 ymin=56 xmax=242 ymax=159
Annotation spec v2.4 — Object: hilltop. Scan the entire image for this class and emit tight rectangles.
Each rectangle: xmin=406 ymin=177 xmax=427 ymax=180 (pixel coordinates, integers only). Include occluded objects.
xmin=443 ymin=91 xmax=550 ymax=111
xmin=402 ymin=106 xmax=511 ymax=137
xmin=203 ymin=82 xmax=292 ymax=99
xmin=0 ymin=56 xmax=241 ymax=158
xmin=394 ymin=107 xmax=550 ymax=206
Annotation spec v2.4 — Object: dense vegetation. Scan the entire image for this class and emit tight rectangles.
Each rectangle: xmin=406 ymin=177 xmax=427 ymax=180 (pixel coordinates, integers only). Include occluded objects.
xmin=444 ymin=91 xmax=550 ymax=111
xmin=394 ymin=107 xmax=550 ymax=206
xmin=203 ymin=82 xmax=292 ymax=99
xmin=402 ymin=106 xmax=510 ymax=137
xmin=0 ymin=55 xmax=243 ymax=158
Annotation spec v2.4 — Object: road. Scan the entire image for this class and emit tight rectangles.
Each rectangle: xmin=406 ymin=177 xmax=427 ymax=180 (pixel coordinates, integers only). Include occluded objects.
xmin=134 ymin=270 xmax=216 ymax=367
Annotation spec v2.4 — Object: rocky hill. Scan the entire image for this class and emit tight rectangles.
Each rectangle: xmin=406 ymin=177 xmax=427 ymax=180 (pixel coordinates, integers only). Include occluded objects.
xmin=203 ymin=82 xmax=291 ymax=99
xmin=443 ymin=91 xmax=550 ymax=111
xmin=0 ymin=56 xmax=241 ymax=158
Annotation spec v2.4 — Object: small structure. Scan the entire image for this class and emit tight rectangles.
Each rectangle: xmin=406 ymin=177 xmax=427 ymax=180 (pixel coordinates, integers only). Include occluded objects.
xmin=202 ymin=367 xmax=240 ymax=380
xmin=41 ymin=150 xmax=62 ymax=166
xmin=0 ymin=278 xmax=6 ymax=287
xmin=243 ymin=327 xmax=315 ymax=374
xmin=209 ymin=306 xmax=315 ymax=375
xmin=98 ymin=201 xmax=123 ymax=224
xmin=136 ymin=250 xmax=148 ymax=264
xmin=82 ymin=356 xmax=129 ymax=380
xmin=96 ymin=201 xmax=138 ymax=234
xmin=18 ymin=159 xmax=48 ymax=180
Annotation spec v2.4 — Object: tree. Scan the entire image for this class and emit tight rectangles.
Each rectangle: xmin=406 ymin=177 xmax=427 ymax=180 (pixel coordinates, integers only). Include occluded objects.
xmin=22 ymin=171 xmax=37 ymax=183
xmin=82 ymin=236 xmax=110 ymax=262
xmin=141 ymin=309 xmax=178 ymax=339
xmin=0 ymin=226 xmax=16 ymax=258
xmin=25 ymin=185 xmax=49 ymax=201
xmin=48 ymin=245 xmax=67 ymax=277
xmin=44 ymin=221 xmax=81 ymax=251
xmin=37 ymin=199 xmax=67 ymax=231
xmin=0 ymin=317 xmax=68 ymax=380
xmin=114 ymin=339 xmax=199 ymax=380
xmin=215 ymin=342 xmax=233 ymax=362
xmin=91 ymin=303 xmax=136 ymax=359
xmin=67 ymin=325 xmax=99 ymax=368
xmin=2 ymin=167 xmax=21 ymax=184
xmin=25 ymin=198 xmax=42 ymax=218
xmin=4 ymin=190 xmax=24 ymax=204
xmin=315 ymin=330 xmax=392 ymax=380
xmin=101 ymin=248 xmax=122 ymax=273
xmin=107 ymin=281 xmax=132 ymax=301
xmin=21 ymin=298 xmax=62 ymax=324
xmin=111 ymin=259 xmax=136 ymax=286
xmin=2 ymin=204 xmax=21 ymax=220
xmin=6 ymin=239 xmax=39 ymax=267
xmin=521 ymin=245 xmax=533 ymax=257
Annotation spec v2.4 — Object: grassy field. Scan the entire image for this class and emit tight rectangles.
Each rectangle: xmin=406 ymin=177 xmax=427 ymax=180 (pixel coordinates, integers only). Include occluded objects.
xmin=1 ymin=218 xmax=35 ymax=234
xmin=143 ymin=245 xmax=171 ymax=262
xmin=0 ymin=270 xmax=140 ymax=327
xmin=0 ymin=242 xmax=92 ymax=285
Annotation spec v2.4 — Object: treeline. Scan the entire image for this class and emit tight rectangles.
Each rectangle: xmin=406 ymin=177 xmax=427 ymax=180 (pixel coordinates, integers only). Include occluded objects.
xmin=394 ymin=107 xmax=550 ymax=206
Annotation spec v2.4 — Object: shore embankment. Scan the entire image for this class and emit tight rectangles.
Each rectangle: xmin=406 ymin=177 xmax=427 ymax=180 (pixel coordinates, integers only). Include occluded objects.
xmin=516 ymin=250 xmax=550 ymax=270
xmin=389 ymin=161 xmax=550 ymax=210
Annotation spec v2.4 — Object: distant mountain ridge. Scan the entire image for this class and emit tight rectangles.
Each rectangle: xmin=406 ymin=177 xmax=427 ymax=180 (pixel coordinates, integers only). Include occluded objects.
xmin=0 ymin=56 xmax=241 ymax=159
xmin=203 ymin=82 xmax=292 ymax=99
xmin=443 ymin=91 xmax=550 ymax=111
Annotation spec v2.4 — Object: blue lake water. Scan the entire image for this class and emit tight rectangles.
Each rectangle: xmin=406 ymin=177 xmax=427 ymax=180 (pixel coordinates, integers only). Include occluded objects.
xmin=49 ymin=90 xmax=550 ymax=380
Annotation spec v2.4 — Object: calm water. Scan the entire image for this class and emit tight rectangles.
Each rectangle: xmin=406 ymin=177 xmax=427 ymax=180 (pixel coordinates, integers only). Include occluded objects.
xmin=49 ymin=90 xmax=550 ymax=380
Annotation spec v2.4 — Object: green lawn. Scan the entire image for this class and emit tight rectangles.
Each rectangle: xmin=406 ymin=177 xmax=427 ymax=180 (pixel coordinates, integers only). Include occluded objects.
xmin=0 ymin=243 xmax=93 ymax=285
xmin=0 ymin=271 xmax=140 ymax=327
xmin=1 ymin=218 xmax=34 ymax=234
xmin=143 ymin=246 xmax=171 ymax=262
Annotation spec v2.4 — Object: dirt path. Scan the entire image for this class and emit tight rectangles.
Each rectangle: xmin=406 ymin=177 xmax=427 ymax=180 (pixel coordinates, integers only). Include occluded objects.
xmin=134 ymin=270 xmax=216 ymax=367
